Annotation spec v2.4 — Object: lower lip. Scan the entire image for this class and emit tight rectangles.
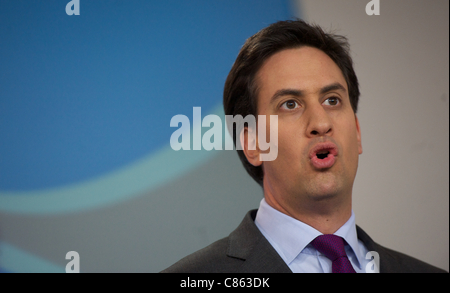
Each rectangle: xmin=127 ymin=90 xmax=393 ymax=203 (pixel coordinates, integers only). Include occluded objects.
xmin=311 ymin=154 xmax=336 ymax=169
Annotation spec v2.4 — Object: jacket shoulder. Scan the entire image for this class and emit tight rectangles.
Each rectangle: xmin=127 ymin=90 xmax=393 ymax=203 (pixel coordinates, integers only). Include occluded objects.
xmin=377 ymin=245 xmax=447 ymax=273
xmin=160 ymin=236 xmax=244 ymax=273
xmin=160 ymin=209 xmax=291 ymax=273
xmin=356 ymin=226 xmax=447 ymax=273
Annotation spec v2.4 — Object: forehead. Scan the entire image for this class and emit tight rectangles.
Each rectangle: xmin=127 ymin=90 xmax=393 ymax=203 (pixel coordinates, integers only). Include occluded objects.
xmin=255 ymin=46 xmax=348 ymax=104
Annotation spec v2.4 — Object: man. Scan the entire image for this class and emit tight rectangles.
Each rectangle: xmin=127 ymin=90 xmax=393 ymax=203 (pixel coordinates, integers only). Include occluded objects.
xmin=161 ymin=20 xmax=446 ymax=273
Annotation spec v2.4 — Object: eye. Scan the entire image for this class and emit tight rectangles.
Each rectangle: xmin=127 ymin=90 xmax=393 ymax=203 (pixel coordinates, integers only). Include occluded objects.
xmin=323 ymin=97 xmax=340 ymax=106
xmin=281 ymin=100 xmax=299 ymax=110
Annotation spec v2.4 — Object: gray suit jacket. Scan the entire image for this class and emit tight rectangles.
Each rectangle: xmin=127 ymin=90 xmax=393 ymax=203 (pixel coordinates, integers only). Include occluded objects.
xmin=161 ymin=210 xmax=447 ymax=273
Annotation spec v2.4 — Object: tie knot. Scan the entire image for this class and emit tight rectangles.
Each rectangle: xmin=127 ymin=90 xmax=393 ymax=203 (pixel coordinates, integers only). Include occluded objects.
xmin=310 ymin=234 xmax=346 ymax=261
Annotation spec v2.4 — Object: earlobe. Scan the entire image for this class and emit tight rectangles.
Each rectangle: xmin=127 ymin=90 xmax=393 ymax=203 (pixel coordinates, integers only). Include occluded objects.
xmin=241 ymin=127 xmax=263 ymax=167
xmin=355 ymin=115 xmax=363 ymax=154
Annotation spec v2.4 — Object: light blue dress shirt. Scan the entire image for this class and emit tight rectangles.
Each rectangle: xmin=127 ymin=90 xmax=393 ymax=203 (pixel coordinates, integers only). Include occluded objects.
xmin=255 ymin=199 xmax=375 ymax=273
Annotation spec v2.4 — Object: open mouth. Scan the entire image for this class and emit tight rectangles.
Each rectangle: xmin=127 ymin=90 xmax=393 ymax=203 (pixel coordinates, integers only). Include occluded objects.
xmin=316 ymin=151 xmax=330 ymax=160
xmin=309 ymin=142 xmax=338 ymax=169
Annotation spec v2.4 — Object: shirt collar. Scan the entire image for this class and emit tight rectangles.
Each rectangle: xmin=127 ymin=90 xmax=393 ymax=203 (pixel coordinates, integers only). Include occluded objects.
xmin=255 ymin=198 xmax=364 ymax=269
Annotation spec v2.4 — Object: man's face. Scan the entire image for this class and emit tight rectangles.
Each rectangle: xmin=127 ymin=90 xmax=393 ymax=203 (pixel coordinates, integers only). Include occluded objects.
xmin=247 ymin=46 xmax=362 ymax=206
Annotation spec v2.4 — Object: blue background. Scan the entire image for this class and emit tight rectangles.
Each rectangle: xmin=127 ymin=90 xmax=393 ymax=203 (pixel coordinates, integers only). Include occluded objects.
xmin=0 ymin=0 xmax=291 ymax=191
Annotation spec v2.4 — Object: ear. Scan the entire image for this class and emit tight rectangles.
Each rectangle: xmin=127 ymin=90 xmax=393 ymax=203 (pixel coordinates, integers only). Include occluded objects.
xmin=241 ymin=126 xmax=263 ymax=167
xmin=355 ymin=115 xmax=362 ymax=154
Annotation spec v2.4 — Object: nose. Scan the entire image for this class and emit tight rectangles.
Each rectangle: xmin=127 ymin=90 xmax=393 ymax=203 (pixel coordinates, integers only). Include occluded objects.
xmin=305 ymin=105 xmax=333 ymax=137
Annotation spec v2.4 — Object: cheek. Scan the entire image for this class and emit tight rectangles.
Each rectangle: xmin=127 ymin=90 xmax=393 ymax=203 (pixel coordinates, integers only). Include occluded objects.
xmin=274 ymin=123 xmax=306 ymax=164
xmin=276 ymin=123 xmax=294 ymax=150
xmin=339 ymin=122 xmax=361 ymax=160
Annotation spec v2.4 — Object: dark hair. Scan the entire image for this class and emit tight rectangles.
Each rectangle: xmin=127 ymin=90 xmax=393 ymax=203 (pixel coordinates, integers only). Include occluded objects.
xmin=223 ymin=19 xmax=360 ymax=187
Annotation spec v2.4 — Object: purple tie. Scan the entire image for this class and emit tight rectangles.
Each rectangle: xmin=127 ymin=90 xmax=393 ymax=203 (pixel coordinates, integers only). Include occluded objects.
xmin=310 ymin=234 xmax=356 ymax=273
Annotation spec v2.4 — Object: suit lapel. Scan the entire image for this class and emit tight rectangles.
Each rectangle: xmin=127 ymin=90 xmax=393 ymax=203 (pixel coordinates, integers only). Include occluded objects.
xmin=226 ymin=210 xmax=292 ymax=273
xmin=356 ymin=225 xmax=404 ymax=273
xmin=238 ymin=239 xmax=293 ymax=273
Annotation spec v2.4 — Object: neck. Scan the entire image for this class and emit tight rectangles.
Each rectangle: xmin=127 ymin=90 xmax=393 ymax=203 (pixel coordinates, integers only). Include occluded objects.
xmin=263 ymin=184 xmax=352 ymax=234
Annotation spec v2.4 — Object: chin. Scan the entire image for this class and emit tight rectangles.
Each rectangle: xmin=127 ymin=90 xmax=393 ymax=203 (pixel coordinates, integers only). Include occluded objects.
xmin=305 ymin=180 xmax=343 ymax=201
xmin=306 ymin=190 xmax=339 ymax=202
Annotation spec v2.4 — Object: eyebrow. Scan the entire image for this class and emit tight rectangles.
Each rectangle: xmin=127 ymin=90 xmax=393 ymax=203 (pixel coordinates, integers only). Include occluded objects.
xmin=270 ymin=82 xmax=347 ymax=104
